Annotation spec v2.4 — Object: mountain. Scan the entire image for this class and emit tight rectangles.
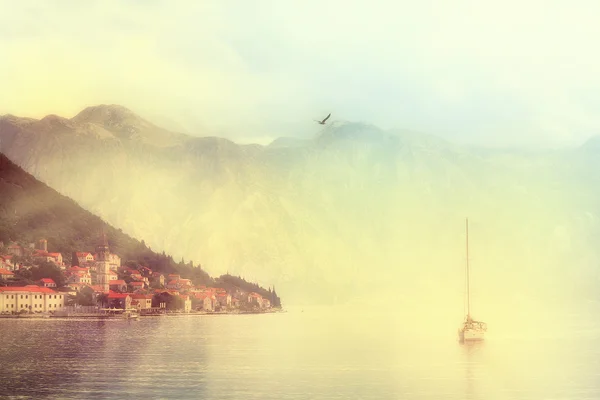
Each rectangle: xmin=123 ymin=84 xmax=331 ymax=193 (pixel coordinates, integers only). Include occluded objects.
xmin=580 ymin=134 xmax=600 ymax=153
xmin=0 ymin=149 xmax=190 ymax=270
xmin=1 ymin=105 xmax=599 ymax=311
xmin=0 ymin=151 xmax=280 ymax=303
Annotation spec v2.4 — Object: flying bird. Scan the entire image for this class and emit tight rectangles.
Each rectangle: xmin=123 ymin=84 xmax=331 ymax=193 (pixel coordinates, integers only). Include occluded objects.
xmin=315 ymin=113 xmax=331 ymax=125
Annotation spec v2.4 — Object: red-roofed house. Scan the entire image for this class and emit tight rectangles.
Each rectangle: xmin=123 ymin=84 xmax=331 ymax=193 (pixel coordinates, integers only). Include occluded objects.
xmin=0 ymin=268 xmax=14 ymax=281
xmin=166 ymin=280 xmax=180 ymax=290
xmin=66 ymin=269 xmax=92 ymax=285
xmin=193 ymin=292 xmax=215 ymax=311
xmin=88 ymin=285 xmax=107 ymax=294
xmin=216 ymin=293 xmax=231 ymax=308
xmin=76 ymin=252 xmax=95 ymax=265
xmin=33 ymin=250 xmax=54 ymax=264
xmin=109 ymin=280 xmax=127 ymax=292
xmin=0 ymin=285 xmax=66 ymax=313
xmin=129 ymin=271 xmax=142 ymax=280
xmin=130 ymin=294 xmax=153 ymax=310
xmin=109 ymin=270 xmax=118 ymax=281
xmin=179 ymin=278 xmax=192 ymax=288
xmin=67 ymin=266 xmax=90 ymax=274
xmin=47 ymin=252 xmax=63 ymax=266
xmin=38 ymin=278 xmax=56 ymax=288
xmin=107 ymin=291 xmax=131 ymax=309
xmin=248 ymin=292 xmax=263 ymax=307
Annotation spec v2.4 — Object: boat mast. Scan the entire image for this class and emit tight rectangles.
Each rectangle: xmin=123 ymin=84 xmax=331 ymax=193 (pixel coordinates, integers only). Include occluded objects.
xmin=466 ymin=217 xmax=470 ymax=318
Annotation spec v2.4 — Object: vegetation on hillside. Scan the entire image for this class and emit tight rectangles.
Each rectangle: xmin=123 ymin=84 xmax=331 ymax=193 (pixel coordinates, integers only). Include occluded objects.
xmin=11 ymin=261 xmax=66 ymax=287
xmin=0 ymin=153 xmax=281 ymax=305
xmin=215 ymin=274 xmax=281 ymax=307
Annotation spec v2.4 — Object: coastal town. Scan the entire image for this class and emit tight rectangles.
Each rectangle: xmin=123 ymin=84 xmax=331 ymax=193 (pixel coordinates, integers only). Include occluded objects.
xmin=0 ymin=234 xmax=279 ymax=317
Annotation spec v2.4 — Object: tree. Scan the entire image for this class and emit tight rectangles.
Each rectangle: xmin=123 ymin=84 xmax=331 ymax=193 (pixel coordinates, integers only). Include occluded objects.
xmin=95 ymin=292 xmax=109 ymax=308
xmin=152 ymin=292 xmax=184 ymax=310
xmin=12 ymin=255 xmax=25 ymax=268
xmin=74 ymin=288 xmax=95 ymax=306
xmin=124 ymin=261 xmax=140 ymax=272
xmin=71 ymin=251 xmax=78 ymax=267
xmin=153 ymin=292 xmax=170 ymax=308
xmin=13 ymin=268 xmax=33 ymax=285
xmin=27 ymin=261 xmax=66 ymax=287
xmin=66 ymin=294 xmax=77 ymax=306
xmin=170 ymin=295 xmax=185 ymax=310
xmin=150 ymin=280 xmax=164 ymax=290
xmin=272 ymin=286 xmax=281 ymax=308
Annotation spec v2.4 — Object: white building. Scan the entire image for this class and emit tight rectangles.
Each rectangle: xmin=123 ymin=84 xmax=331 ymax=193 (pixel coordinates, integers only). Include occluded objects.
xmin=75 ymin=252 xmax=95 ymax=266
xmin=109 ymin=253 xmax=121 ymax=271
xmin=181 ymin=295 xmax=192 ymax=313
xmin=0 ymin=285 xmax=66 ymax=313
xmin=130 ymin=294 xmax=153 ymax=310
xmin=194 ymin=293 xmax=216 ymax=311
xmin=66 ymin=269 xmax=92 ymax=285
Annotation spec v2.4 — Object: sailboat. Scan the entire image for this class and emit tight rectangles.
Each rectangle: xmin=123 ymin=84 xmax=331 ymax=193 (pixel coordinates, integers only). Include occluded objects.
xmin=458 ymin=218 xmax=487 ymax=343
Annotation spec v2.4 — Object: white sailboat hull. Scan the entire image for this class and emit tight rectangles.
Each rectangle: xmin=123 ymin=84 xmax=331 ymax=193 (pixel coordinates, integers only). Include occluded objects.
xmin=458 ymin=327 xmax=486 ymax=342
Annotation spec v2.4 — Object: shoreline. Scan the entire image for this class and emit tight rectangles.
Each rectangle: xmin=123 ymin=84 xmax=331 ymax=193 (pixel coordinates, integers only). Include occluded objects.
xmin=0 ymin=308 xmax=285 ymax=320
xmin=162 ymin=309 xmax=284 ymax=316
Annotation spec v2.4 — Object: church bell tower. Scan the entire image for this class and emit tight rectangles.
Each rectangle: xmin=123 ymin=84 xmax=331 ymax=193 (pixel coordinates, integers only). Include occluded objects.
xmin=95 ymin=228 xmax=111 ymax=293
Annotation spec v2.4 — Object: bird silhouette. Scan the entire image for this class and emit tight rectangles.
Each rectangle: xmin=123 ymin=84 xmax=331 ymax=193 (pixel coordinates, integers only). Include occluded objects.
xmin=315 ymin=113 xmax=331 ymax=125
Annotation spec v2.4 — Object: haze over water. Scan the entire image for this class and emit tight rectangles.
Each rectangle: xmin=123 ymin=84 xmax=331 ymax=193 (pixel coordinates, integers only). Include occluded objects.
xmin=2 ymin=307 xmax=599 ymax=399
xmin=2 ymin=2 xmax=600 ymax=398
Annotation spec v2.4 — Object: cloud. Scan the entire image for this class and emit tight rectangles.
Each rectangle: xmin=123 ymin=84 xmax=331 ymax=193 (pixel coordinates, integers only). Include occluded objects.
xmin=1 ymin=0 xmax=600 ymax=147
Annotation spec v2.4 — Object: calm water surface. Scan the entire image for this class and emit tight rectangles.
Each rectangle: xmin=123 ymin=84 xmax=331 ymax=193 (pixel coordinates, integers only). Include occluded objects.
xmin=1 ymin=307 xmax=599 ymax=399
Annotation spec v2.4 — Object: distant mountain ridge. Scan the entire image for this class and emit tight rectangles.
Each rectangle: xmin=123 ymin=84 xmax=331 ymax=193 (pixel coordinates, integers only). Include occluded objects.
xmin=1 ymin=104 xmax=599 ymax=307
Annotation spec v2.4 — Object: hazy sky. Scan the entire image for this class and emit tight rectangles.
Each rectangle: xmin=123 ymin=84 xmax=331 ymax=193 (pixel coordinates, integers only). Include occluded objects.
xmin=1 ymin=0 xmax=599 ymax=147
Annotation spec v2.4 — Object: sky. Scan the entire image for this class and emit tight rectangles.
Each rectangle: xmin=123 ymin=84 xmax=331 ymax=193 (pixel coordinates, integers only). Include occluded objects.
xmin=1 ymin=0 xmax=600 ymax=148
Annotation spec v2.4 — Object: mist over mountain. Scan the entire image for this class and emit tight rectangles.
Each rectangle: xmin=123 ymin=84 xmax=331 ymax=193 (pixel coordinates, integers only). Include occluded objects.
xmin=1 ymin=105 xmax=598 ymax=315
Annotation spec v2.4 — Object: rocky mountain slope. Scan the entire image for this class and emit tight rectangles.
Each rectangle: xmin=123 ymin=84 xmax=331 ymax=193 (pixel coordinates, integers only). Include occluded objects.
xmin=1 ymin=105 xmax=598 ymax=308
xmin=0 ymin=152 xmax=281 ymax=302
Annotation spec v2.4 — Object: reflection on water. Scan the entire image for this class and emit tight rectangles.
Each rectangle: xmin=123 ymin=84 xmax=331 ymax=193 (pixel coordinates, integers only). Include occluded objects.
xmin=462 ymin=341 xmax=484 ymax=400
xmin=1 ymin=308 xmax=599 ymax=399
